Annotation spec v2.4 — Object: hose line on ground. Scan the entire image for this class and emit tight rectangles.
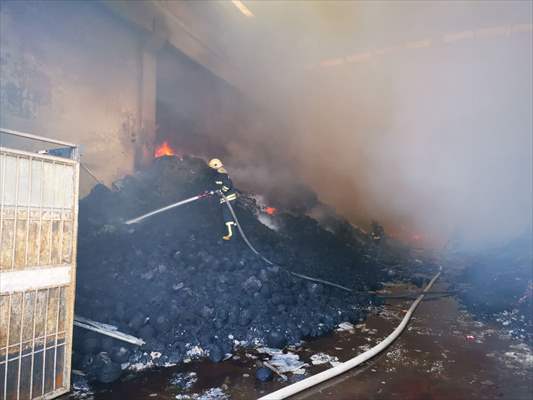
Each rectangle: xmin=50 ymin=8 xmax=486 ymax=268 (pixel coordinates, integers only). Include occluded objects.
xmin=223 ymin=192 xmax=444 ymax=399
xmin=221 ymin=192 xmax=353 ymax=292
xmin=257 ymin=267 xmax=442 ymax=400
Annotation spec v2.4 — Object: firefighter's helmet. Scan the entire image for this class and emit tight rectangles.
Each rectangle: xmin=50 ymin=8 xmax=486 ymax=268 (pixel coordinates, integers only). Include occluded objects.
xmin=208 ymin=158 xmax=223 ymax=169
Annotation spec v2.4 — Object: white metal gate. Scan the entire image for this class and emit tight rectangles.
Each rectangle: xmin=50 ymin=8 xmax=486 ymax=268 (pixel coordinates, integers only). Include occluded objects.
xmin=0 ymin=129 xmax=79 ymax=400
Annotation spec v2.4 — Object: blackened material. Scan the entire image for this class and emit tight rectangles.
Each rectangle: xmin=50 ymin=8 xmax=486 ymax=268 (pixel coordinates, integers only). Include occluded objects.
xmin=74 ymin=156 xmax=417 ymax=383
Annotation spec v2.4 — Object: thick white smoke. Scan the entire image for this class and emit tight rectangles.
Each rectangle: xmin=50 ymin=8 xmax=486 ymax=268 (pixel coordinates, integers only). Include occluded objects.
xmin=158 ymin=1 xmax=532 ymax=248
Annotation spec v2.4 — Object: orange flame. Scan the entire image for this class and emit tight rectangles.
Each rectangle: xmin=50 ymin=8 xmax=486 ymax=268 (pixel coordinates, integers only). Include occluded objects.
xmin=265 ymin=207 xmax=277 ymax=215
xmin=154 ymin=141 xmax=175 ymax=158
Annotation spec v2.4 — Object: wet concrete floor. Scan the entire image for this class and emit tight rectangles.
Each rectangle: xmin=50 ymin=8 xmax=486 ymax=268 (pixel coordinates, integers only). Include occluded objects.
xmin=64 ymin=280 xmax=533 ymax=400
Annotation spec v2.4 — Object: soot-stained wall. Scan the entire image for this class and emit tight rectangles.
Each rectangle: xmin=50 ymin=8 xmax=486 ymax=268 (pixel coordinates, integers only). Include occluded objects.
xmin=156 ymin=45 xmax=292 ymax=200
xmin=0 ymin=1 xmax=155 ymax=195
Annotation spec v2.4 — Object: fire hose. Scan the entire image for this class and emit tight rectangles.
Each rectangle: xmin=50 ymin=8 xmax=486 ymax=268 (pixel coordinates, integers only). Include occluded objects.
xmin=124 ymin=191 xmax=216 ymax=225
xmin=126 ymin=191 xmax=444 ymax=399
xmin=257 ymin=267 xmax=442 ymax=400
xmin=219 ymin=191 xmax=353 ymax=292
xmin=126 ymin=190 xmax=353 ymax=292
xmin=222 ymin=193 xmax=445 ymax=297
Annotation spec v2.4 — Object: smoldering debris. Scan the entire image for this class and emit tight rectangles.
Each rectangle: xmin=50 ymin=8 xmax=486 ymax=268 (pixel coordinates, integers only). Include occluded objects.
xmin=73 ymin=156 xmax=427 ymax=383
xmin=452 ymin=233 xmax=533 ymax=344
xmin=71 ymin=374 xmax=93 ymax=399
xmin=170 ymin=371 xmax=198 ymax=391
xmin=310 ymin=352 xmax=340 ymax=367
xmin=175 ymin=387 xmax=229 ymax=400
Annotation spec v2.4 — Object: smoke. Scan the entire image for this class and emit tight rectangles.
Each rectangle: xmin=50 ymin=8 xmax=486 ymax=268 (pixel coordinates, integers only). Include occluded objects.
xmin=1 ymin=1 xmax=529 ymax=249
xmin=157 ymin=0 xmax=532 ymax=248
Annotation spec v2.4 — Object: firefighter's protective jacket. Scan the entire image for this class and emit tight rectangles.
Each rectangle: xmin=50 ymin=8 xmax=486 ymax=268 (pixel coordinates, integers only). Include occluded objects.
xmin=214 ymin=168 xmax=237 ymax=203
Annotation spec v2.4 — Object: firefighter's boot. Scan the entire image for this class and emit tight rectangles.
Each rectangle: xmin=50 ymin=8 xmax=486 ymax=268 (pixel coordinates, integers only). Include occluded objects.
xmin=223 ymin=222 xmax=235 ymax=240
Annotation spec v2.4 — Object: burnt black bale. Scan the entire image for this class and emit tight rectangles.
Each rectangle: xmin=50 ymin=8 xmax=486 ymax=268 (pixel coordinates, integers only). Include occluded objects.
xmin=73 ymin=156 xmax=400 ymax=382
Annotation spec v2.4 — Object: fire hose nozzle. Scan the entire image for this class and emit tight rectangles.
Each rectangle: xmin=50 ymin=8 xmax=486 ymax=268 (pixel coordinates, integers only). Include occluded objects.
xmin=201 ymin=190 xmax=218 ymax=197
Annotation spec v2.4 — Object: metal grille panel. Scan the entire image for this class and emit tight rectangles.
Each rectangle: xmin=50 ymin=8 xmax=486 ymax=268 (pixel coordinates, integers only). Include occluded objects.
xmin=1 ymin=131 xmax=79 ymax=400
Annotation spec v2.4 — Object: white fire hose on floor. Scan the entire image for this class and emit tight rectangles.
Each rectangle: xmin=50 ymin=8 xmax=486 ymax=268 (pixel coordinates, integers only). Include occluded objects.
xmin=257 ymin=267 xmax=442 ymax=400
xmin=221 ymin=192 xmax=444 ymax=398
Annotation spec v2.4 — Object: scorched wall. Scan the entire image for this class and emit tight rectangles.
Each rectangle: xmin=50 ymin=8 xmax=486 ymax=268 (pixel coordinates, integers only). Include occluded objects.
xmin=0 ymin=1 xmax=155 ymax=195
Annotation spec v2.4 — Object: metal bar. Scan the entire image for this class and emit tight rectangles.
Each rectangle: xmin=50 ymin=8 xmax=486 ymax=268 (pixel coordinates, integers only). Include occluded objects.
xmin=58 ymin=175 xmax=65 ymax=265
xmin=37 ymin=160 xmax=44 ymax=267
xmin=63 ymin=160 xmax=79 ymax=393
xmin=3 ymin=294 xmax=12 ymax=400
xmin=47 ymin=162 xmax=56 ymax=266
xmin=38 ymin=386 xmax=69 ymax=400
xmin=0 ymin=147 xmax=77 ymax=166
xmin=4 ymin=342 xmax=65 ymax=363
xmin=52 ymin=289 xmax=61 ymax=390
xmin=29 ymin=289 xmax=38 ymax=399
xmin=0 ymin=128 xmax=77 ymax=150
xmin=11 ymin=156 xmax=20 ymax=270
xmin=0 ymin=266 xmax=71 ymax=294
xmin=25 ymin=156 xmax=33 ymax=268
xmin=16 ymin=291 xmax=26 ymax=400
xmin=80 ymin=163 xmax=104 ymax=186
xmin=41 ymin=288 xmax=49 ymax=397
xmin=0 ymin=154 xmax=5 ymax=271
xmin=73 ymin=316 xmax=145 ymax=346
xmin=5 ymin=331 xmax=66 ymax=353
xmin=50 ymin=164 xmax=60 ymax=392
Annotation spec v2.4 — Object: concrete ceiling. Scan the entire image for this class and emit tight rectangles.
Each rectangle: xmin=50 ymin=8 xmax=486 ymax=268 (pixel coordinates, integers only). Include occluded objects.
xmin=101 ymin=0 xmax=382 ymax=96
xmin=103 ymin=0 xmax=531 ymax=105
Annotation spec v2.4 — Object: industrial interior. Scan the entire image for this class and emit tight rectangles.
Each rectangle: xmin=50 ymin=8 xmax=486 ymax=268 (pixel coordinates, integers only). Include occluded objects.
xmin=0 ymin=1 xmax=532 ymax=399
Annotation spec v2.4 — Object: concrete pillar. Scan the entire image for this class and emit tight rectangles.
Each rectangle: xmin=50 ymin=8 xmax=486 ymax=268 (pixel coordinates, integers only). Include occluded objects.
xmin=135 ymin=17 xmax=167 ymax=168
xmin=136 ymin=46 xmax=157 ymax=168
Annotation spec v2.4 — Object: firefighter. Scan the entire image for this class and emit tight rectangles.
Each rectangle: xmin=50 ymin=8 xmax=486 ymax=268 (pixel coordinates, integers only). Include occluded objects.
xmin=370 ymin=220 xmax=385 ymax=244
xmin=208 ymin=158 xmax=238 ymax=240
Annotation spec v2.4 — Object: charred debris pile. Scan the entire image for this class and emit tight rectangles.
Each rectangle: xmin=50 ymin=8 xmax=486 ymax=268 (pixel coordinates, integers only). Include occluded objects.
xmin=73 ymin=156 xmax=422 ymax=383
xmin=453 ymin=233 xmax=532 ymax=344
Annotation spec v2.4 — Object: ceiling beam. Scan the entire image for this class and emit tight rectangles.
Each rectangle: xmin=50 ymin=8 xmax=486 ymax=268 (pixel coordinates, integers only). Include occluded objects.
xmin=101 ymin=0 xmax=246 ymax=93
